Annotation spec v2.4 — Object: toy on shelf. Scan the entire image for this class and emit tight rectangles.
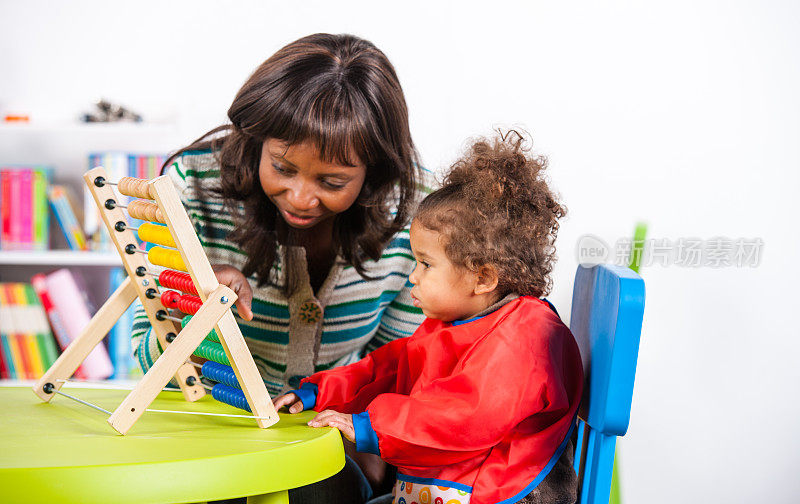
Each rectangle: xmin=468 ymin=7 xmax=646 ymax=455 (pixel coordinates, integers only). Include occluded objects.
xmin=32 ymin=167 xmax=279 ymax=435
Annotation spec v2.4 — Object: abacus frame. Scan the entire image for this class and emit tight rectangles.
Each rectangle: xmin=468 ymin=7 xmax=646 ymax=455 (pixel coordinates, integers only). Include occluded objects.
xmin=32 ymin=167 xmax=279 ymax=435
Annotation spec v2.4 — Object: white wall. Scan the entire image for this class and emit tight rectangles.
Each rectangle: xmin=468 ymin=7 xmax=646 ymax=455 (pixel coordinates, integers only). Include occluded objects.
xmin=2 ymin=1 xmax=798 ymax=502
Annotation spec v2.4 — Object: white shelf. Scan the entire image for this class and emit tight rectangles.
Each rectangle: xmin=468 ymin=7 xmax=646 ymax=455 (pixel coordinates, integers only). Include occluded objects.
xmin=0 ymin=250 xmax=121 ymax=266
xmin=0 ymin=122 xmax=177 ymax=133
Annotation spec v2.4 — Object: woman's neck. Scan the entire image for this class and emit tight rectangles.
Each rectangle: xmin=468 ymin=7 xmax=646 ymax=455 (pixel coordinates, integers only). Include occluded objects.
xmin=289 ymin=217 xmax=335 ymax=257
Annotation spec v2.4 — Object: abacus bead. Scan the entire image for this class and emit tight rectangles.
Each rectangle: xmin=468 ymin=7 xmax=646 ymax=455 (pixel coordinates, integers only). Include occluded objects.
xmin=201 ymin=361 xmax=241 ymax=389
xmin=211 ymin=383 xmax=251 ymax=412
xmin=160 ymin=290 xmax=181 ymax=309
xmin=137 ymin=222 xmax=176 ymax=248
xmin=193 ymin=340 xmax=230 ymax=366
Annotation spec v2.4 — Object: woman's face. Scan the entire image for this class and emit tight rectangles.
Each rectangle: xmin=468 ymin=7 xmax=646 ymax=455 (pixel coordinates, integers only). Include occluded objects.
xmin=259 ymin=139 xmax=367 ymax=230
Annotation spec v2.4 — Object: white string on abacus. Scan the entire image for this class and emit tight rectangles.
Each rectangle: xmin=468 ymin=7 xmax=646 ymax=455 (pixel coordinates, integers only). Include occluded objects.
xmin=52 ymin=379 xmax=275 ymax=420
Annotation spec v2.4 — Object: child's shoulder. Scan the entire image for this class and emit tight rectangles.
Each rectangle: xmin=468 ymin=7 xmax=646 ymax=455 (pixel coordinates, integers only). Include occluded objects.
xmin=493 ymin=296 xmax=574 ymax=348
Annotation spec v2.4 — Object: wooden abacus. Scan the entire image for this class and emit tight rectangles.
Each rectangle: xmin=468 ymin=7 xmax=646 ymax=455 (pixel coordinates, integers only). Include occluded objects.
xmin=32 ymin=167 xmax=279 ymax=435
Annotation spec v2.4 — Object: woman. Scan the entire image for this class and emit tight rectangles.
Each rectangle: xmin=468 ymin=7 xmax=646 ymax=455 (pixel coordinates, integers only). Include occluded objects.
xmin=131 ymin=33 xmax=432 ymax=503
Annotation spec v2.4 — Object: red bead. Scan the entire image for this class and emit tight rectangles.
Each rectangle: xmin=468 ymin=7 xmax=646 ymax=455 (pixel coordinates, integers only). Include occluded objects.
xmin=158 ymin=270 xmax=198 ymax=295
xmin=177 ymin=294 xmax=203 ymax=315
xmin=160 ymin=290 xmax=181 ymax=309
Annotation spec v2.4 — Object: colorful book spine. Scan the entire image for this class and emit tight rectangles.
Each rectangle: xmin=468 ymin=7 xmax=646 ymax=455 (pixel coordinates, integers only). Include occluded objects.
xmin=19 ymin=170 xmax=32 ymax=250
xmin=33 ymin=169 xmax=49 ymax=250
xmin=8 ymin=169 xmax=21 ymax=250
xmin=107 ymin=267 xmax=137 ymax=379
xmin=43 ymin=269 xmax=113 ymax=380
xmin=0 ymin=335 xmax=9 ymax=378
xmin=84 ymin=154 xmax=102 ymax=250
xmin=0 ymin=282 xmax=62 ymax=379
xmin=0 ymin=284 xmax=27 ymax=378
xmin=48 ymin=185 xmax=89 ymax=251
xmin=0 ymin=284 xmax=14 ymax=378
xmin=31 ymin=274 xmax=87 ymax=380
xmin=0 ymin=169 xmax=9 ymax=248
xmin=0 ymin=166 xmax=50 ymax=251
xmin=15 ymin=283 xmax=45 ymax=378
xmin=84 ymin=153 xmax=166 ymax=250
xmin=21 ymin=283 xmax=59 ymax=370
xmin=136 ymin=155 xmax=146 ymax=179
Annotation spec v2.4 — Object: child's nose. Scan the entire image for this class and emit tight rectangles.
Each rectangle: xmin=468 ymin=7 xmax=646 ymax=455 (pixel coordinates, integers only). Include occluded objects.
xmin=409 ymin=265 xmax=420 ymax=285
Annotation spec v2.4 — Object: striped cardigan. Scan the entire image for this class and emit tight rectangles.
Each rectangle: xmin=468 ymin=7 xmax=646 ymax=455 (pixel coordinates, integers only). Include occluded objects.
xmin=131 ymin=151 xmax=433 ymax=396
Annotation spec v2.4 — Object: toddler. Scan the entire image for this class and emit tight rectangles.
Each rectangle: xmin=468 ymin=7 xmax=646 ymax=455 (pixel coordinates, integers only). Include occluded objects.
xmin=274 ymin=132 xmax=584 ymax=504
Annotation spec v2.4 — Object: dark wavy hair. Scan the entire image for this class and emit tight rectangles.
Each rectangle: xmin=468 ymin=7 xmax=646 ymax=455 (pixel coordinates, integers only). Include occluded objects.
xmin=416 ymin=131 xmax=566 ymax=298
xmin=164 ymin=33 xmax=420 ymax=286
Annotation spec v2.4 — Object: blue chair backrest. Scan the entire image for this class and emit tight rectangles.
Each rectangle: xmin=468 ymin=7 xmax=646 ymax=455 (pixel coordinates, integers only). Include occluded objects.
xmin=569 ymin=264 xmax=645 ymax=504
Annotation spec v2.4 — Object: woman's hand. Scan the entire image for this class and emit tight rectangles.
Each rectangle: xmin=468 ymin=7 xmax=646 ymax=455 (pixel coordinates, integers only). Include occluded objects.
xmin=273 ymin=392 xmax=305 ymax=414
xmin=308 ymin=410 xmax=355 ymax=443
xmin=212 ymin=264 xmax=253 ymax=321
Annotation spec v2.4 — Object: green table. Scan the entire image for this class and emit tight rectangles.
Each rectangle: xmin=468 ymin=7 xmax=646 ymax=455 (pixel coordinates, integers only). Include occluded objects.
xmin=0 ymin=386 xmax=344 ymax=504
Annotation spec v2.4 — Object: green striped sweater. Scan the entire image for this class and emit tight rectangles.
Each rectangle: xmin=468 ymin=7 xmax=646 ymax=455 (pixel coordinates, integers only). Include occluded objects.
xmin=131 ymin=151 xmax=434 ymax=396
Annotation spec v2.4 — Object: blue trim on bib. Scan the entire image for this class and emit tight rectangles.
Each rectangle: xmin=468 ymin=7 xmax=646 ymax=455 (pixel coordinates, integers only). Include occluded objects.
xmin=495 ymin=417 xmax=577 ymax=504
xmin=451 ymin=314 xmax=485 ymax=326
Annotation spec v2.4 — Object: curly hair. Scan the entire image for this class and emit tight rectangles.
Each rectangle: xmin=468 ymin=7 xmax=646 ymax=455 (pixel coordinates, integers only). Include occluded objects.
xmin=163 ymin=34 xmax=420 ymax=286
xmin=416 ymin=131 xmax=566 ymax=298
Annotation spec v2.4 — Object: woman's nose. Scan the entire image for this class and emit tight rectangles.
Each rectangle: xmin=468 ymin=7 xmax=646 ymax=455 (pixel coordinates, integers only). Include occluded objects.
xmin=286 ymin=181 xmax=319 ymax=211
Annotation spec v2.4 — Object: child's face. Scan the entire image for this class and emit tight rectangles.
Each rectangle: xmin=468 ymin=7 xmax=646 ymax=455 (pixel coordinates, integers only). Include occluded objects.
xmin=408 ymin=219 xmax=487 ymax=322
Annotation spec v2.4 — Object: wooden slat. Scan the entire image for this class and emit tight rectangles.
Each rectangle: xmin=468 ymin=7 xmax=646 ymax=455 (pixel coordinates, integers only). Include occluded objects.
xmin=82 ymin=167 xmax=205 ymax=402
xmin=150 ymin=176 xmax=218 ymax=300
xmin=32 ymin=277 xmax=137 ymax=401
xmin=109 ymin=285 xmax=237 ymax=435
xmin=150 ymin=175 xmax=278 ymax=425
xmin=216 ymin=311 xmax=279 ymax=428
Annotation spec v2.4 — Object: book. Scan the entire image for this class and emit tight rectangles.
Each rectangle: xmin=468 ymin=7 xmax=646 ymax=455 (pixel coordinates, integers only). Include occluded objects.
xmin=0 ymin=166 xmax=51 ymax=251
xmin=33 ymin=269 xmax=113 ymax=380
xmin=107 ymin=267 xmax=138 ymax=379
xmin=33 ymin=169 xmax=49 ymax=250
xmin=21 ymin=283 xmax=59 ymax=370
xmin=19 ymin=170 xmax=32 ymax=249
xmin=48 ymin=185 xmax=89 ymax=251
xmin=84 ymin=152 xmax=166 ymax=251
xmin=0 ymin=284 xmax=26 ymax=378
xmin=0 ymin=169 xmax=9 ymax=248
xmin=0 ymin=284 xmax=17 ymax=378
xmin=8 ymin=169 xmax=21 ymax=250
xmin=0 ymin=282 xmax=60 ymax=379
xmin=13 ymin=283 xmax=45 ymax=378
xmin=31 ymin=273 xmax=86 ymax=379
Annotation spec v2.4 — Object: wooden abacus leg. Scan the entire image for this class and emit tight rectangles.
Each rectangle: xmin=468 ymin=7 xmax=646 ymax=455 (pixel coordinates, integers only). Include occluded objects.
xmin=108 ymin=284 xmax=238 ymax=435
xmin=33 ymin=277 xmax=137 ymax=401
xmin=217 ymin=311 xmax=279 ymax=428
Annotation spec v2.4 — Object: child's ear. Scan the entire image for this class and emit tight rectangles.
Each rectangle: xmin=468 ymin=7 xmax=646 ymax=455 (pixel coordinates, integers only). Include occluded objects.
xmin=473 ymin=265 xmax=499 ymax=296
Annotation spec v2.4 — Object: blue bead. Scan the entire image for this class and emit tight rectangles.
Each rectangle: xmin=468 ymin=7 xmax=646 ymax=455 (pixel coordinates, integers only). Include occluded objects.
xmin=211 ymin=383 xmax=251 ymax=412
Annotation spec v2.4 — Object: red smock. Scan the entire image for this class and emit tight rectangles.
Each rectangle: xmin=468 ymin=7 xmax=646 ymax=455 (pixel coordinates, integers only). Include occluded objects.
xmin=302 ymin=296 xmax=583 ymax=503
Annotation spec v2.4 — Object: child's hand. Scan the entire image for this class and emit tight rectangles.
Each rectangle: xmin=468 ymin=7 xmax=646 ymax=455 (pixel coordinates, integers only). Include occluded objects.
xmin=212 ymin=264 xmax=253 ymax=321
xmin=308 ymin=410 xmax=355 ymax=443
xmin=273 ymin=392 xmax=305 ymax=414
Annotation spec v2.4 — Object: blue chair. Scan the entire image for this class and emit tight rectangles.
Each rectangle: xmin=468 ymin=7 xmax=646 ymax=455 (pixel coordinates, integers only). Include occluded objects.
xmin=569 ymin=264 xmax=645 ymax=504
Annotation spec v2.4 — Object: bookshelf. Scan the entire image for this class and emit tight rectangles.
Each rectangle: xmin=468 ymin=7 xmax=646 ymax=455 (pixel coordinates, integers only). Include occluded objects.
xmin=0 ymin=121 xmax=185 ymax=380
xmin=0 ymin=251 xmax=121 ymax=266
xmin=0 ymin=121 xmax=180 ymax=195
